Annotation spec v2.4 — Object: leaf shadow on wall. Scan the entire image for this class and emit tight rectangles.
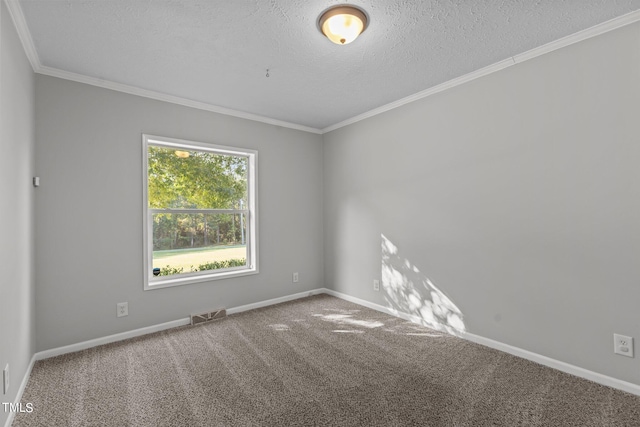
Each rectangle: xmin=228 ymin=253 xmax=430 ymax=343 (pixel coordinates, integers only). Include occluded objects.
xmin=381 ymin=234 xmax=465 ymax=336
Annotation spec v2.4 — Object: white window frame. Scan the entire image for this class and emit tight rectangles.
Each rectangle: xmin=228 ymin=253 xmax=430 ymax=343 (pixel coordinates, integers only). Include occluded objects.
xmin=142 ymin=134 xmax=258 ymax=290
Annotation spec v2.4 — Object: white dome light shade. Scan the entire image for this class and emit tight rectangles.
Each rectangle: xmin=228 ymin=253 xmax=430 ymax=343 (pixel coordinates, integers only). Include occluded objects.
xmin=318 ymin=5 xmax=368 ymax=45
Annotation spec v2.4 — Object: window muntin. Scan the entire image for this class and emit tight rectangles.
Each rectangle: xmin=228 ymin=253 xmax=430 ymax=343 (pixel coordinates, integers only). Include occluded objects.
xmin=143 ymin=135 xmax=257 ymax=289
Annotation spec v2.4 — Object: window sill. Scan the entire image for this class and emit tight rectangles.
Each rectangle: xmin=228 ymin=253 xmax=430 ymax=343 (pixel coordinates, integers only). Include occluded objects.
xmin=144 ymin=267 xmax=258 ymax=290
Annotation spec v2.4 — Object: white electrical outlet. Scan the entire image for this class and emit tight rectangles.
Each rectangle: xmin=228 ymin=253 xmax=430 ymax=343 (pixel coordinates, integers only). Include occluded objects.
xmin=373 ymin=279 xmax=380 ymax=291
xmin=3 ymin=364 xmax=9 ymax=395
xmin=117 ymin=302 xmax=128 ymax=317
xmin=613 ymin=333 xmax=634 ymax=358
xmin=292 ymin=272 xmax=299 ymax=283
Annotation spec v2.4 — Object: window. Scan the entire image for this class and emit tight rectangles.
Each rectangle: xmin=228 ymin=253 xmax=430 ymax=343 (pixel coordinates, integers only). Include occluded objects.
xmin=142 ymin=135 xmax=257 ymax=290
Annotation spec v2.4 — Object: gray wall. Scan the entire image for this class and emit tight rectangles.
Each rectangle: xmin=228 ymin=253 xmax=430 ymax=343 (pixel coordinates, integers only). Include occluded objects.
xmin=323 ymin=22 xmax=640 ymax=385
xmin=0 ymin=2 xmax=35 ymax=425
xmin=34 ymin=75 xmax=323 ymax=351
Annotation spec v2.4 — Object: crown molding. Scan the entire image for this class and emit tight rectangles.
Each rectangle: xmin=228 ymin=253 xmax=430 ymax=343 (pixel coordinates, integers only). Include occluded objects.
xmin=4 ymin=0 xmax=41 ymax=70
xmin=322 ymin=9 xmax=640 ymax=133
xmin=3 ymin=0 xmax=322 ymax=135
xmin=37 ymin=66 xmax=323 ymax=134
xmin=321 ymin=57 xmax=516 ymax=133
xmin=513 ymin=9 xmax=640 ymax=63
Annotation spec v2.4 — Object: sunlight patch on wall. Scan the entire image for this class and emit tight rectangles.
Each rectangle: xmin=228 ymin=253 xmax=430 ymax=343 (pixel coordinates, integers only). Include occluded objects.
xmin=381 ymin=234 xmax=465 ymax=335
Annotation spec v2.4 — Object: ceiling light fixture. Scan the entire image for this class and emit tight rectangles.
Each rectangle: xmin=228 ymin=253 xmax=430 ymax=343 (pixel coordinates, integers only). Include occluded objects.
xmin=318 ymin=5 xmax=369 ymax=45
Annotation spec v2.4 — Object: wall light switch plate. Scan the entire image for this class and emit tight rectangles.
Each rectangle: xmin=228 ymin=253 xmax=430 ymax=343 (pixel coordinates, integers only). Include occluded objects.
xmin=292 ymin=272 xmax=299 ymax=283
xmin=614 ymin=333 xmax=634 ymax=357
xmin=373 ymin=280 xmax=380 ymax=291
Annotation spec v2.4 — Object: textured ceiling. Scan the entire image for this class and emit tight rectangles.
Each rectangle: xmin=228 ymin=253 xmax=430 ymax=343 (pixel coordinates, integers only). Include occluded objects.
xmin=17 ymin=0 xmax=640 ymax=130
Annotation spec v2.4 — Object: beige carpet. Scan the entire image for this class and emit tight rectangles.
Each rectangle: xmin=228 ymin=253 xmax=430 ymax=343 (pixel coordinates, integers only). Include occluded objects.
xmin=13 ymin=295 xmax=640 ymax=426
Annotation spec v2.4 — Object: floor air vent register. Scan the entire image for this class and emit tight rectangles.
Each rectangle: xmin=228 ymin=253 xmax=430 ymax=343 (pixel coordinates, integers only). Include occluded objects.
xmin=191 ymin=308 xmax=227 ymax=325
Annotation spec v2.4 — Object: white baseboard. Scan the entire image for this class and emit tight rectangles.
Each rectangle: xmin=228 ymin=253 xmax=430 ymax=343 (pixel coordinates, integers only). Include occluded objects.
xmin=322 ymin=288 xmax=438 ymax=328
xmin=460 ymin=331 xmax=640 ymax=396
xmin=226 ymin=288 xmax=327 ymax=315
xmin=4 ymin=354 xmax=36 ymax=427
xmin=20 ymin=286 xmax=640 ymax=414
xmin=324 ymin=289 xmax=640 ymax=397
xmin=33 ymin=288 xmax=329 ymax=362
xmin=35 ymin=318 xmax=191 ymax=361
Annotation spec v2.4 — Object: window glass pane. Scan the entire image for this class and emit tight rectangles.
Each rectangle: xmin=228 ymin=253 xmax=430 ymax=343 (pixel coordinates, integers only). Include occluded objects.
xmin=147 ymin=145 xmax=248 ymax=210
xmin=152 ymin=213 xmax=247 ymax=277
